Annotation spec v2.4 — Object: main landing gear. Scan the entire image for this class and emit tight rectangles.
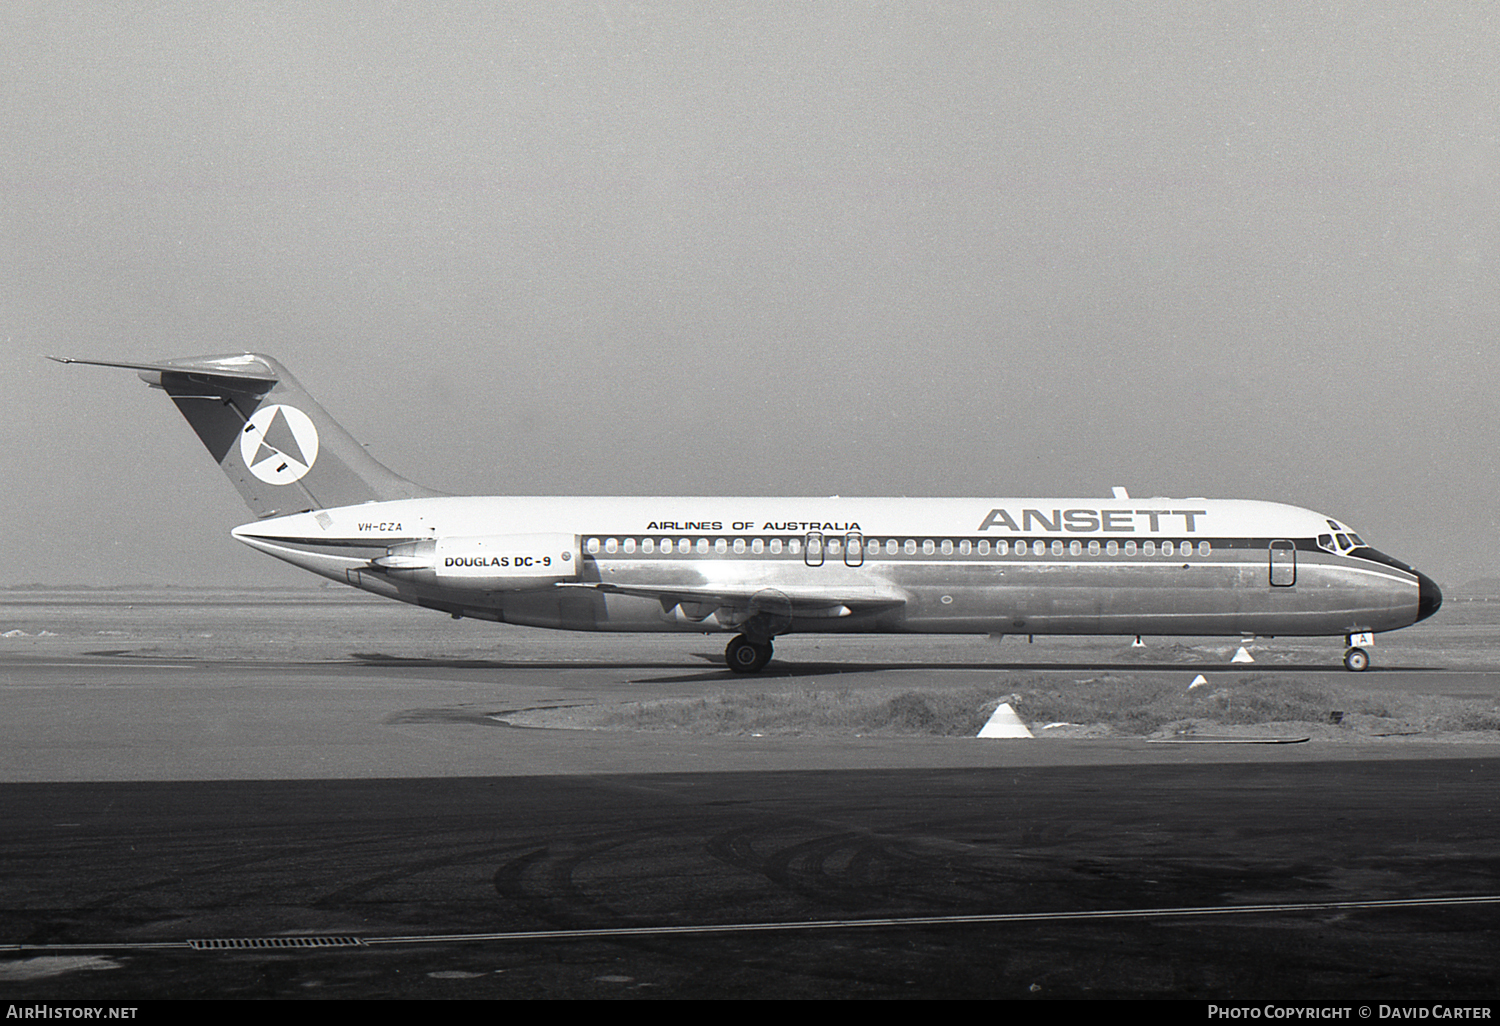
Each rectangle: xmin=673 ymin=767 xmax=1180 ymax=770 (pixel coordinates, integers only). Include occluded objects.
xmin=725 ymin=634 xmax=774 ymax=674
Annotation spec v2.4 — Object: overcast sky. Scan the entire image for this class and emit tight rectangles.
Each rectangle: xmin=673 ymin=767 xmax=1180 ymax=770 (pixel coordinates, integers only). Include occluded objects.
xmin=3 ymin=2 xmax=1497 ymax=589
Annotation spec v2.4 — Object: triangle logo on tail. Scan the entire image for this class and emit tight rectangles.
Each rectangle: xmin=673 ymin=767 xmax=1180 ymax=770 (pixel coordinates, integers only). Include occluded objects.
xmin=239 ymin=405 xmax=319 ymax=485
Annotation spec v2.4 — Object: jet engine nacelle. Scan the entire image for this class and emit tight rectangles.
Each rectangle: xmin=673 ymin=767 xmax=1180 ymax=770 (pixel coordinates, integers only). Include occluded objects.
xmin=372 ymin=533 xmax=581 ymax=591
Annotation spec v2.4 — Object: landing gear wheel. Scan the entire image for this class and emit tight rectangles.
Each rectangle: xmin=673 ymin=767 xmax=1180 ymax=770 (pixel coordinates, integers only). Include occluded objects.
xmin=726 ymin=635 xmax=773 ymax=674
xmin=1343 ymin=647 xmax=1370 ymax=672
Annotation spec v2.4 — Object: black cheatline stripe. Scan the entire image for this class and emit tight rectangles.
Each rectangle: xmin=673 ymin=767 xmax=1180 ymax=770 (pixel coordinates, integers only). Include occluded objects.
xmin=245 ymin=535 xmax=422 ymax=549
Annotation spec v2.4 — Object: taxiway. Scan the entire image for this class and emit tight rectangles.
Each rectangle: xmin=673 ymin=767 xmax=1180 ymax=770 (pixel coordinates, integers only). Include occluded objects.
xmin=2 ymin=635 xmax=1498 ymax=998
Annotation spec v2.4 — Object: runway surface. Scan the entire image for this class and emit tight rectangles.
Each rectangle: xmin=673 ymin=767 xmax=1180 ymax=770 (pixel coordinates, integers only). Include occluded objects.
xmin=4 ymin=761 xmax=1499 ymax=999
xmin=2 ymin=591 xmax=1499 ymax=998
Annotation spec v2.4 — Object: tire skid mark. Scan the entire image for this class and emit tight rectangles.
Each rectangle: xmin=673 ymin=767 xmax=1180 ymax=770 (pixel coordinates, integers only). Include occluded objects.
xmin=77 ymin=829 xmax=413 ymax=912
xmin=705 ymin=818 xmax=1135 ymax=919
xmin=705 ymin=824 xmax=953 ymax=912
xmin=311 ymin=842 xmax=538 ymax=907
xmin=493 ymin=833 xmax=647 ymax=930
xmin=762 ymin=832 xmax=885 ymax=909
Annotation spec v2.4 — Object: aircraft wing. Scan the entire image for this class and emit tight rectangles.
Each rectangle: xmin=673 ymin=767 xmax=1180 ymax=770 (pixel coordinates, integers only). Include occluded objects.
xmin=567 ymin=581 xmax=908 ymax=623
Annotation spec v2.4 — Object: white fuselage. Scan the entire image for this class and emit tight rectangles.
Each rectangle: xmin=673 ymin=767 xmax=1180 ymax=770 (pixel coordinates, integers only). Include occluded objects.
xmin=231 ymin=495 xmax=1434 ymax=640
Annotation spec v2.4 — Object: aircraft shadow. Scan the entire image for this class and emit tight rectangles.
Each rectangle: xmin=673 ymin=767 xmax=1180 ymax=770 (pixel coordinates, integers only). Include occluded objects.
xmin=84 ymin=649 xmax=1431 ymax=679
xmin=348 ymin=652 xmax=701 ymax=671
xmin=355 ymin=651 xmax=1432 ymax=680
xmin=617 ymin=654 xmax=1418 ymax=684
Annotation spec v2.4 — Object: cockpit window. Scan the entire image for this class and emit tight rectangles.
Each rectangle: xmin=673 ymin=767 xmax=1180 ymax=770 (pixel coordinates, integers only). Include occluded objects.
xmin=1318 ymin=527 xmax=1369 ymax=556
xmin=1317 ymin=533 xmax=1357 ymax=554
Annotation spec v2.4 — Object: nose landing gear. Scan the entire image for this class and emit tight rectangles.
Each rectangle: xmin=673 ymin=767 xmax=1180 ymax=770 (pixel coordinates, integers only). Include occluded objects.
xmin=1343 ymin=631 xmax=1374 ymax=672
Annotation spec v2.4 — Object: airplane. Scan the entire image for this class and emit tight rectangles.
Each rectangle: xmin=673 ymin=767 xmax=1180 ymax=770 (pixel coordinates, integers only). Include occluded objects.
xmin=55 ymin=353 xmax=1441 ymax=673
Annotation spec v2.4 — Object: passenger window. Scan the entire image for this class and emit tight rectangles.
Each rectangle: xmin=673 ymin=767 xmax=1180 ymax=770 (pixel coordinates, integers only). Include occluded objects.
xmin=678 ymin=538 xmax=692 ymax=554
xmin=1143 ymin=540 xmax=1156 ymax=555
xmin=982 ymin=540 xmax=995 ymax=555
xmin=623 ymin=538 xmax=636 ymax=553
xmin=586 ymin=538 xmax=600 ymax=554
xmin=922 ymin=540 xmax=936 ymax=555
xmin=642 ymin=538 xmax=655 ymax=554
xmin=1034 ymin=540 xmax=1047 ymax=556
xmin=770 ymin=538 xmax=783 ymax=554
xmin=604 ymin=538 xmax=618 ymax=553
xmin=1068 ymin=540 xmax=1081 ymax=556
xmin=1088 ymin=540 xmax=1100 ymax=556
xmin=1050 ymin=540 xmax=1064 ymax=556
xmin=1198 ymin=541 xmax=1211 ymax=556
xmin=905 ymin=540 xmax=917 ymax=555
xmin=714 ymin=538 xmax=727 ymax=554
xmin=1161 ymin=541 xmax=1174 ymax=556
xmin=940 ymin=540 xmax=953 ymax=555
xmin=1125 ymin=540 xmax=1137 ymax=555
xmin=1106 ymin=540 xmax=1118 ymax=555
xmin=751 ymin=538 xmax=764 ymax=554
xmin=733 ymin=538 xmax=745 ymax=554
xmin=958 ymin=540 xmax=971 ymax=555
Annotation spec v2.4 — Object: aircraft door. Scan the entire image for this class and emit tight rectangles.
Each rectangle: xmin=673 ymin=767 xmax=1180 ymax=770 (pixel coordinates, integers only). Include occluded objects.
xmin=844 ymin=531 xmax=864 ymax=567
xmin=804 ymin=531 xmax=825 ymax=567
xmin=1269 ymin=540 xmax=1296 ymax=587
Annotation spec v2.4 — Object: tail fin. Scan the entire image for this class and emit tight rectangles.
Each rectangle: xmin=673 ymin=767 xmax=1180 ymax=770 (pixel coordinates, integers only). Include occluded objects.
xmin=52 ymin=353 xmax=442 ymax=517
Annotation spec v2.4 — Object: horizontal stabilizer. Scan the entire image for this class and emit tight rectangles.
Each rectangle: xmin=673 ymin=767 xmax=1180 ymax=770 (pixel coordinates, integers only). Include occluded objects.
xmin=49 ymin=354 xmax=280 ymax=386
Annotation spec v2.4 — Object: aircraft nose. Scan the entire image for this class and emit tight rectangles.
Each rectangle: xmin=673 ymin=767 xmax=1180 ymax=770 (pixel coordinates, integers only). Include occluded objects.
xmin=1415 ymin=570 xmax=1442 ymax=622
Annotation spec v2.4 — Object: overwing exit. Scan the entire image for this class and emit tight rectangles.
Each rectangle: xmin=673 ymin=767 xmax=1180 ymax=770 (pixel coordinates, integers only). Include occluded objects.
xmin=54 ymin=354 xmax=1441 ymax=673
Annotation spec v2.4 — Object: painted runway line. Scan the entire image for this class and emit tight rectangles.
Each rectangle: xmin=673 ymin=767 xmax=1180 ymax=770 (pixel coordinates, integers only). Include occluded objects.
xmin=7 ymin=894 xmax=1498 ymax=953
